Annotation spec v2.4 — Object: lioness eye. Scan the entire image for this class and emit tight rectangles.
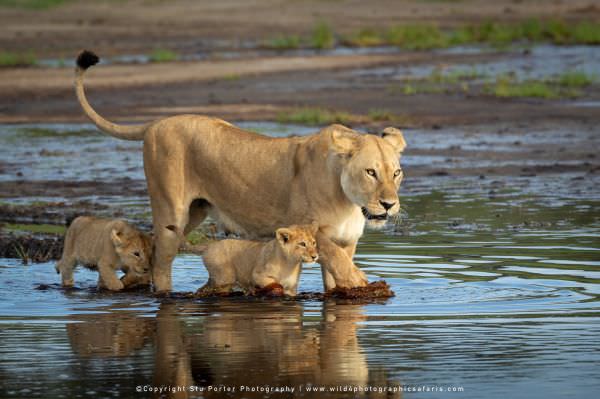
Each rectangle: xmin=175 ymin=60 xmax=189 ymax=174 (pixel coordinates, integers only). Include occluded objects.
xmin=133 ymin=252 xmax=140 ymax=257
xmin=299 ymin=242 xmax=306 ymax=247
xmin=366 ymin=169 xmax=377 ymax=178
xmin=394 ymin=169 xmax=402 ymax=177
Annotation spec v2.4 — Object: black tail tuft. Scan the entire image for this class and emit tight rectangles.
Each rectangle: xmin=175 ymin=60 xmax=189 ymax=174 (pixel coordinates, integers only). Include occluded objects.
xmin=76 ymin=50 xmax=99 ymax=70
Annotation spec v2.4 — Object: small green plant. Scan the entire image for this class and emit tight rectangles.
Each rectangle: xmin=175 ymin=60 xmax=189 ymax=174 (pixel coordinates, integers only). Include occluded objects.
xmin=4 ymin=223 xmax=66 ymax=235
xmin=149 ymin=48 xmax=178 ymax=63
xmin=0 ymin=0 xmax=68 ymax=9
xmin=267 ymin=35 xmax=301 ymax=50
xmin=13 ymin=243 xmax=29 ymax=265
xmin=277 ymin=107 xmax=353 ymax=125
xmin=0 ymin=51 xmax=37 ymax=67
xmin=344 ymin=28 xmax=385 ymax=47
xmin=311 ymin=21 xmax=335 ymax=49
xmin=368 ymin=108 xmax=396 ymax=122
xmin=488 ymin=75 xmax=560 ymax=99
xmin=387 ymin=24 xmax=448 ymax=49
xmin=556 ymin=71 xmax=594 ymax=88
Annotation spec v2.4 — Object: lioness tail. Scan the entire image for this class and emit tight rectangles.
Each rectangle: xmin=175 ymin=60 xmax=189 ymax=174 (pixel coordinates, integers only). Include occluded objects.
xmin=75 ymin=50 xmax=149 ymax=141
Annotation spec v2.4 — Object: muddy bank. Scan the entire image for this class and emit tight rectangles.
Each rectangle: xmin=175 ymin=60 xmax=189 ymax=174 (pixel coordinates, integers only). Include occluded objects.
xmin=0 ymin=233 xmax=63 ymax=263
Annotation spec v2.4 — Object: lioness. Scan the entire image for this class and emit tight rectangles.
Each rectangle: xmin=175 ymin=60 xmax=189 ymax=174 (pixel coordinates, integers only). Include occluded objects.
xmin=75 ymin=50 xmax=406 ymax=292
xmin=55 ymin=216 xmax=152 ymax=290
xmin=196 ymin=222 xmax=319 ymax=297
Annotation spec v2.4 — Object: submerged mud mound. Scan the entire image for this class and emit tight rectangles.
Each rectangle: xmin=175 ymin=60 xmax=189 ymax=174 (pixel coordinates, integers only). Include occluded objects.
xmin=325 ymin=280 xmax=395 ymax=299
xmin=0 ymin=233 xmax=64 ymax=263
xmin=161 ymin=281 xmax=395 ymax=302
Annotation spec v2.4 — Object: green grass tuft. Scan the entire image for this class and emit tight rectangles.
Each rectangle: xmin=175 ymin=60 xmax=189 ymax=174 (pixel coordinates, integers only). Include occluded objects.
xmin=3 ymin=223 xmax=66 ymax=235
xmin=267 ymin=35 xmax=301 ymax=50
xmin=277 ymin=107 xmax=352 ymax=125
xmin=387 ymin=24 xmax=448 ymax=49
xmin=0 ymin=51 xmax=37 ymax=67
xmin=344 ymin=28 xmax=385 ymax=47
xmin=311 ymin=21 xmax=335 ymax=49
xmin=149 ymin=48 xmax=178 ymax=63
xmin=556 ymin=71 xmax=595 ymax=88
xmin=0 ymin=0 xmax=69 ymax=9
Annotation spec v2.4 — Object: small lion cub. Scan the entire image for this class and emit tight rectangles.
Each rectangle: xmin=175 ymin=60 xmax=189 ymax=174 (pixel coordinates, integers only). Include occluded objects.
xmin=197 ymin=222 xmax=319 ymax=297
xmin=55 ymin=216 xmax=152 ymax=291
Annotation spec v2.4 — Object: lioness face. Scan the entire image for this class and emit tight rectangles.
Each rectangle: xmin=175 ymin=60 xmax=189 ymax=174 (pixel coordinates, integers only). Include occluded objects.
xmin=335 ymin=127 xmax=406 ymax=228
xmin=112 ymin=229 xmax=152 ymax=275
xmin=276 ymin=223 xmax=319 ymax=263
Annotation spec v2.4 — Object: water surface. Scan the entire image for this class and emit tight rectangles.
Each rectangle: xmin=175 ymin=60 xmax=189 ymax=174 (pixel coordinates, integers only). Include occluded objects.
xmin=1 ymin=189 xmax=599 ymax=398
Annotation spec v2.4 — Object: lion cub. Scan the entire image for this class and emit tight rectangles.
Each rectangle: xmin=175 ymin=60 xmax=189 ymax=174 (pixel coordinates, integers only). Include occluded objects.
xmin=198 ymin=223 xmax=319 ymax=297
xmin=55 ymin=216 xmax=152 ymax=291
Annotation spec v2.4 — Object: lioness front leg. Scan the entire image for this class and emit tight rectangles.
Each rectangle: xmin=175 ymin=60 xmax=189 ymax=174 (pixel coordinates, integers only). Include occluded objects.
xmin=316 ymin=233 xmax=367 ymax=291
xmin=97 ymin=261 xmax=124 ymax=291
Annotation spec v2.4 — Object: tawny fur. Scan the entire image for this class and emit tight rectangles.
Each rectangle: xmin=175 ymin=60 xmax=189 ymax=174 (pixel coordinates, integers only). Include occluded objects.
xmin=74 ymin=50 xmax=407 ymax=292
xmin=55 ymin=216 xmax=152 ymax=290
xmin=197 ymin=223 xmax=319 ymax=297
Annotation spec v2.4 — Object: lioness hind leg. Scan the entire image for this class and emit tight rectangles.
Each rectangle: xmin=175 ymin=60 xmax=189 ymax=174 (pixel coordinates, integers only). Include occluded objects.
xmin=56 ymin=257 xmax=76 ymax=287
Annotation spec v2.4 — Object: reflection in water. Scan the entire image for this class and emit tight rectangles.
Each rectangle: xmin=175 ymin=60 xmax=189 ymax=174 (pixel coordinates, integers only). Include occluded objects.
xmin=65 ymin=301 xmax=399 ymax=398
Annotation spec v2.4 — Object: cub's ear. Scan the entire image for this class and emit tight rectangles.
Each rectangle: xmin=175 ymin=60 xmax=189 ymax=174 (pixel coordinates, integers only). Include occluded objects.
xmin=329 ymin=126 xmax=361 ymax=156
xmin=382 ymin=127 xmax=406 ymax=154
xmin=110 ymin=228 xmax=123 ymax=247
xmin=309 ymin=220 xmax=319 ymax=235
xmin=276 ymin=228 xmax=293 ymax=245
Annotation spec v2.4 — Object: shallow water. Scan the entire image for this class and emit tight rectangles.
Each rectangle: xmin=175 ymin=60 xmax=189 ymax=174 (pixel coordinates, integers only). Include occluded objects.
xmin=353 ymin=45 xmax=600 ymax=83
xmin=1 ymin=189 xmax=599 ymax=398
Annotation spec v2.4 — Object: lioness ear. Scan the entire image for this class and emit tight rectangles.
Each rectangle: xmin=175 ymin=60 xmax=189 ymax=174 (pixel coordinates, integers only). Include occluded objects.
xmin=382 ymin=127 xmax=406 ymax=154
xmin=330 ymin=126 xmax=361 ymax=156
xmin=276 ymin=228 xmax=292 ymax=245
xmin=110 ymin=228 xmax=123 ymax=247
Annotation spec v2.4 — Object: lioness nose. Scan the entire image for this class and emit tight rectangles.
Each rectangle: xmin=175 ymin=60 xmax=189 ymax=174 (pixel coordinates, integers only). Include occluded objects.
xmin=312 ymin=254 xmax=318 ymax=261
xmin=380 ymin=200 xmax=395 ymax=211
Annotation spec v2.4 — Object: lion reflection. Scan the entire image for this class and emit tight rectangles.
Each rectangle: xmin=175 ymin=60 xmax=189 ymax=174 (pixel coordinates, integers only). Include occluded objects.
xmin=67 ymin=301 xmax=400 ymax=398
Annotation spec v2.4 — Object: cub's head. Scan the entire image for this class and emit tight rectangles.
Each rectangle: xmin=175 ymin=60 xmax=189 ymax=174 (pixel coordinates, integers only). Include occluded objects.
xmin=327 ymin=125 xmax=406 ymax=228
xmin=275 ymin=222 xmax=319 ymax=263
xmin=110 ymin=224 xmax=152 ymax=276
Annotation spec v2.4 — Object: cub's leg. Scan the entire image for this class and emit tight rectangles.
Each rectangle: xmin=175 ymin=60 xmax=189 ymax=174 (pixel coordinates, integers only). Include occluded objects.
xmin=316 ymin=232 xmax=367 ymax=291
xmin=197 ymin=253 xmax=236 ymax=295
xmin=56 ymin=257 xmax=76 ymax=287
xmin=251 ymin=272 xmax=284 ymax=296
xmin=97 ymin=261 xmax=124 ymax=291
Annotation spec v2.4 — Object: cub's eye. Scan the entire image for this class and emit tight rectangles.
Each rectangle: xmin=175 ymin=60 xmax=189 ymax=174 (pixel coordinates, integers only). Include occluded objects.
xmin=133 ymin=251 xmax=141 ymax=257
xmin=394 ymin=169 xmax=402 ymax=177
xmin=366 ymin=169 xmax=377 ymax=178
xmin=299 ymin=242 xmax=306 ymax=247
xmin=312 ymin=241 xmax=316 ymax=246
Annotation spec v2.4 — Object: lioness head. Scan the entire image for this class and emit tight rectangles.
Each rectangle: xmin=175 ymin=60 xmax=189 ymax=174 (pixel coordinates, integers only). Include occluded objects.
xmin=111 ymin=225 xmax=152 ymax=275
xmin=275 ymin=222 xmax=319 ymax=263
xmin=328 ymin=125 xmax=406 ymax=228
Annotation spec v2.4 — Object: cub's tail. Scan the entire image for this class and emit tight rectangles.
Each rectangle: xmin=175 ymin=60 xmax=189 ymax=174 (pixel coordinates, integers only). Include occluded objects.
xmin=75 ymin=50 xmax=150 ymax=141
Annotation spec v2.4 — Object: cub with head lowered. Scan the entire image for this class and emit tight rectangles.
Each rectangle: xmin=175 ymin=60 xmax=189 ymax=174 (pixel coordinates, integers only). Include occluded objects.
xmin=56 ymin=216 xmax=152 ymax=291
xmin=195 ymin=222 xmax=319 ymax=297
